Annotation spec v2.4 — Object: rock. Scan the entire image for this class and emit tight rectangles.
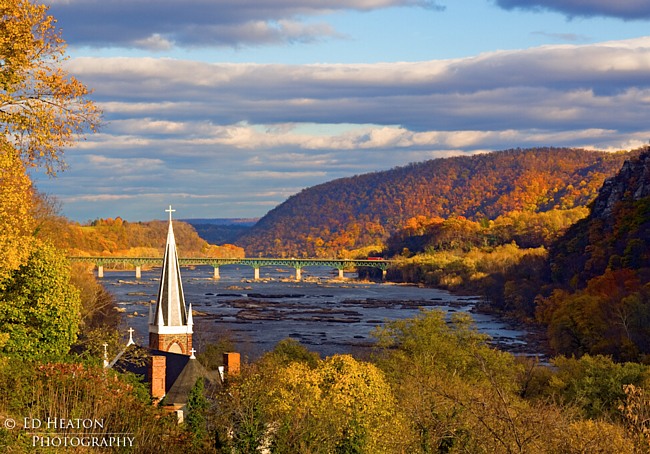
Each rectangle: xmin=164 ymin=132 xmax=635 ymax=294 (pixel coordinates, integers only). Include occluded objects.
xmin=591 ymin=150 xmax=650 ymax=218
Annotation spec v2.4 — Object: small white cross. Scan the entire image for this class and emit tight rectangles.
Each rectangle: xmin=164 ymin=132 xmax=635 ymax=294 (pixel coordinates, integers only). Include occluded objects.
xmin=190 ymin=348 xmax=196 ymax=359
xmin=102 ymin=343 xmax=108 ymax=359
xmin=165 ymin=205 xmax=176 ymax=222
xmin=126 ymin=327 xmax=135 ymax=346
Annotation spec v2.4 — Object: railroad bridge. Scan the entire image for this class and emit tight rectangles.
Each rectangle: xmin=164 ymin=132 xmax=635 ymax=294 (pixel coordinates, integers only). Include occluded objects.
xmin=68 ymin=256 xmax=393 ymax=281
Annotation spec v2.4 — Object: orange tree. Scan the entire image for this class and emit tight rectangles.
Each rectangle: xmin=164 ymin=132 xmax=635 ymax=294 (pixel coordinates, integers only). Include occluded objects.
xmin=1 ymin=0 xmax=100 ymax=174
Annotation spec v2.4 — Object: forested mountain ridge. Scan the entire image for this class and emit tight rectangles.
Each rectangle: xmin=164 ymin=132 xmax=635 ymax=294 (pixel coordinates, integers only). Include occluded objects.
xmin=549 ymin=149 xmax=650 ymax=289
xmin=39 ymin=216 xmax=245 ymax=258
xmin=537 ymin=149 xmax=650 ymax=360
xmin=237 ymin=147 xmax=638 ymax=256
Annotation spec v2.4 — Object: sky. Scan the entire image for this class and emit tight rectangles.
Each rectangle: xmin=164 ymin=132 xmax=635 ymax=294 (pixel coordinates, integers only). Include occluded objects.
xmin=30 ymin=0 xmax=650 ymax=222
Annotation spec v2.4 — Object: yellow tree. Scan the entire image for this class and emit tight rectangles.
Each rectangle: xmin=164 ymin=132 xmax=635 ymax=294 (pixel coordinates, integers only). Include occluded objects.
xmin=0 ymin=0 xmax=98 ymax=358
xmin=268 ymin=354 xmax=410 ymax=453
xmin=372 ymin=310 xmax=557 ymax=452
xmin=0 ymin=139 xmax=34 ymax=285
xmin=218 ymin=351 xmax=411 ymax=453
xmin=0 ymin=0 xmax=100 ymax=174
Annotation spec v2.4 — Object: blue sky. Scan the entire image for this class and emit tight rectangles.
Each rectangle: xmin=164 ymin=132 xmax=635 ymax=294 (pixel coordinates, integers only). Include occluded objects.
xmin=32 ymin=0 xmax=650 ymax=222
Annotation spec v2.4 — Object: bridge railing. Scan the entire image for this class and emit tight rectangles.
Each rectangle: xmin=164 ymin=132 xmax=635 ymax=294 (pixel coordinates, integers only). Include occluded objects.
xmin=68 ymin=256 xmax=394 ymax=281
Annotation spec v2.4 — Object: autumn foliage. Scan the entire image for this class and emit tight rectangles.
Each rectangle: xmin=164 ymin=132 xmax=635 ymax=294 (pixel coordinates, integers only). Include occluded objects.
xmin=49 ymin=216 xmax=245 ymax=259
xmin=238 ymin=148 xmax=635 ymax=257
xmin=0 ymin=0 xmax=101 ymax=174
xmin=0 ymin=361 xmax=192 ymax=452
xmin=207 ymin=312 xmax=650 ymax=453
xmin=0 ymin=142 xmax=34 ymax=285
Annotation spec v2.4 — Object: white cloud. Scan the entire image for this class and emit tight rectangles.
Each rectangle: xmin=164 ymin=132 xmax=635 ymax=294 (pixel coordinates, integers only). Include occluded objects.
xmin=84 ymin=155 xmax=165 ymax=172
xmin=132 ymin=34 xmax=175 ymax=51
xmin=241 ymin=170 xmax=328 ymax=179
xmin=63 ymin=194 xmax=136 ymax=203
xmin=39 ymin=37 xmax=650 ymax=220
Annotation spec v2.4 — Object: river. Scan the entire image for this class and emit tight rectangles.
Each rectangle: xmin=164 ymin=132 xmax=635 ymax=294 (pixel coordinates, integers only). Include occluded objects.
xmin=103 ymin=265 xmax=533 ymax=359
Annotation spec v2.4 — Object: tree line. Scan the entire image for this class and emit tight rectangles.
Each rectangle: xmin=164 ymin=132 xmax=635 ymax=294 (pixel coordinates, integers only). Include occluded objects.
xmin=387 ymin=151 xmax=650 ymax=364
xmin=51 ymin=216 xmax=245 ymax=259
xmin=191 ymin=313 xmax=650 ymax=453
xmin=237 ymin=148 xmax=637 ymax=257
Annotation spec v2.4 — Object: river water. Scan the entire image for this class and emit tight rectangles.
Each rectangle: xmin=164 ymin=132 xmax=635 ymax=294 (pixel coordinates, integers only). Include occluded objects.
xmin=103 ymin=265 xmax=531 ymax=359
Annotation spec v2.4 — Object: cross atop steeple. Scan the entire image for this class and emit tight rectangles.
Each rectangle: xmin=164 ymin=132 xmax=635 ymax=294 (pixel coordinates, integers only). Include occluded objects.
xmin=127 ymin=327 xmax=135 ymax=346
xmin=165 ymin=205 xmax=176 ymax=223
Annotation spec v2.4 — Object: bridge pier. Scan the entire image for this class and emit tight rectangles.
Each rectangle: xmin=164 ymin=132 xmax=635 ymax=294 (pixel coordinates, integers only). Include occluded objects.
xmin=69 ymin=257 xmax=392 ymax=283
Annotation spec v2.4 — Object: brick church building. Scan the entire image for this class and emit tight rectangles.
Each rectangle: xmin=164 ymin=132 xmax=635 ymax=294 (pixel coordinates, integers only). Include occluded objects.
xmin=109 ymin=206 xmax=239 ymax=419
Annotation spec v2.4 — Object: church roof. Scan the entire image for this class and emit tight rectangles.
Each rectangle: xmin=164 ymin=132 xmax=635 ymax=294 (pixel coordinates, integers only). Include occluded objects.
xmin=112 ymin=345 xmax=217 ymax=406
xmin=149 ymin=206 xmax=191 ymax=331
xmin=164 ymin=357 xmax=216 ymax=406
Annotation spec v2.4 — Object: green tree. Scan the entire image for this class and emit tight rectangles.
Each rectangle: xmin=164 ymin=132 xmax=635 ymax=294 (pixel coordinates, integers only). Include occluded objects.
xmin=0 ymin=241 xmax=81 ymax=360
xmin=217 ymin=365 xmax=271 ymax=453
xmin=372 ymin=310 xmax=561 ymax=453
xmin=546 ymin=354 xmax=649 ymax=420
xmin=196 ymin=335 xmax=236 ymax=371
xmin=186 ymin=377 xmax=209 ymax=449
xmin=260 ymin=337 xmax=320 ymax=369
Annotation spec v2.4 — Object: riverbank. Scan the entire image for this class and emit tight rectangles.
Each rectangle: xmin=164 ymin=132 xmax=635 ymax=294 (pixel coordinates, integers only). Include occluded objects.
xmin=102 ymin=265 xmax=543 ymax=359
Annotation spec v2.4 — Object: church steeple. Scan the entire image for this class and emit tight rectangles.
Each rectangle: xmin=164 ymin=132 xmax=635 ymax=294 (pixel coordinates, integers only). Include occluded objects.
xmin=149 ymin=206 xmax=193 ymax=355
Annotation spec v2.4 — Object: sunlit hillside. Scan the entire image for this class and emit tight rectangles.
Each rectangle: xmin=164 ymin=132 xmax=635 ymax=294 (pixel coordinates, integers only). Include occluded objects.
xmin=237 ymin=147 xmax=638 ymax=257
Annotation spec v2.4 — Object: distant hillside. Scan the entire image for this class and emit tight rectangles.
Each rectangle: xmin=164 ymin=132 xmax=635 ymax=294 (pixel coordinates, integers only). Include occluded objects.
xmin=184 ymin=218 xmax=256 ymax=245
xmin=537 ymin=149 xmax=650 ymax=360
xmin=182 ymin=218 xmax=258 ymax=226
xmin=236 ymin=148 xmax=638 ymax=257
xmin=48 ymin=217 xmax=245 ymax=258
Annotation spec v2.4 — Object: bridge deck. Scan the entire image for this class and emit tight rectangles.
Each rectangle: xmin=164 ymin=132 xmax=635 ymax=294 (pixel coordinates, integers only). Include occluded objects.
xmin=68 ymin=256 xmax=393 ymax=280
xmin=68 ymin=256 xmax=392 ymax=269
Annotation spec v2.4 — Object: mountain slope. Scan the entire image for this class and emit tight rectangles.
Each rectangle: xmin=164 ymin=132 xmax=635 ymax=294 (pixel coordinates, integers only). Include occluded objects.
xmin=548 ymin=149 xmax=650 ymax=288
xmin=237 ymin=147 xmax=637 ymax=256
xmin=537 ymin=149 xmax=650 ymax=360
xmin=43 ymin=217 xmax=245 ymax=258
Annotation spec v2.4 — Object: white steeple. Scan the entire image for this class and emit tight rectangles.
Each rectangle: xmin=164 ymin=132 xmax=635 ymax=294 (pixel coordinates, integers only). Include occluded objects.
xmin=149 ymin=206 xmax=193 ymax=338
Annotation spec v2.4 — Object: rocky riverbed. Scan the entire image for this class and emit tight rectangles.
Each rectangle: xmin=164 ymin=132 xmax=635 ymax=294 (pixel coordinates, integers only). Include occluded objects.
xmin=104 ymin=265 xmax=544 ymax=359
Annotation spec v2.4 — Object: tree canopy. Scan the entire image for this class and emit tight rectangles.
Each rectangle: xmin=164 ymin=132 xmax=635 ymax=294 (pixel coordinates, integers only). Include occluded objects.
xmin=0 ymin=241 xmax=81 ymax=360
xmin=0 ymin=140 xmax=34 ymax=284
xmin=238 ymin=148 xmax=635 ymax=257
xmin=0 ymin=0 xmax=98 ymax=361
xmin=0 ymin=0 xmax=100 ymax=174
